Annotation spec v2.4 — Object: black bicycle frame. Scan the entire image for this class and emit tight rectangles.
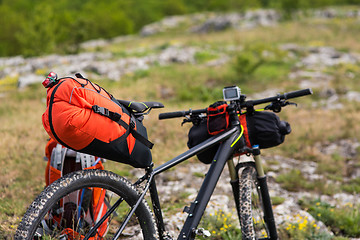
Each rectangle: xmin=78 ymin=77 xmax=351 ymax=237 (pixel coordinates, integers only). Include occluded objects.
xmin=146 ymin=125 xmax=243 ymax=240
xmin=84 ymin=125 xmax=278 ymax=240
xmin=87 ymin=125 xmax=268 ymax=240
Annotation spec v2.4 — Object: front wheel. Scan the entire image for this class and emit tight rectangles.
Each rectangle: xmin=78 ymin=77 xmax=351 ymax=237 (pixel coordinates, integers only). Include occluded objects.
xmin=239 ymin=166 xmax=272 ymax=240
xmin=15 ymin=169 xmax=157 ymax=239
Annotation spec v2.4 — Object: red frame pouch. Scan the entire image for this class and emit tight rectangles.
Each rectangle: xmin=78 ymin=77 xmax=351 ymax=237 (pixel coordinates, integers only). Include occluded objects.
xmin=207 ymin=101 xmax=229 ymax=135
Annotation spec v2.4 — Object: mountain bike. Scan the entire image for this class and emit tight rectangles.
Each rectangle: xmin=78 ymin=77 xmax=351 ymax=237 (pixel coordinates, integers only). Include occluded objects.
xmin=15 ymin=86 xmax=312 ymax=240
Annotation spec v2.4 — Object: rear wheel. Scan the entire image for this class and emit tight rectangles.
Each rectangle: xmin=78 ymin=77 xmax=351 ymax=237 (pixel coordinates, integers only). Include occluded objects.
xmin=15 ymin=169 xmax=157 ymax=239
xmin=239 ymin=166 xmax=270 ymax=240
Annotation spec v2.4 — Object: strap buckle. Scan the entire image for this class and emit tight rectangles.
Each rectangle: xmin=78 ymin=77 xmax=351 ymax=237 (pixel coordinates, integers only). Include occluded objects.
xmin=92 ymin=105 xmax=121 ymax=121
xmin=92 ymin=105 xmax=109 ymax=116
xmin=130 ymin=117 xmax=136 ymax=129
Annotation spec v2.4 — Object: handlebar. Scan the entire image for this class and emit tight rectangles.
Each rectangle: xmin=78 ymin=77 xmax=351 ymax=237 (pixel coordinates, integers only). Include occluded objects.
xmin=159 ymin=108 xmax=207 ymax=120
xmin=159 ymin=88 xmax=312 ymax=120
xmin=285 ymin=88 xmax=313 ymax=99
xmin=247 ymin=88 xmax=312 ymax=106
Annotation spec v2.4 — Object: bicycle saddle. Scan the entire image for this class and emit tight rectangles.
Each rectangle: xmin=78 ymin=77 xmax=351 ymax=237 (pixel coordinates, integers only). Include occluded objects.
xmin=117 ymin=100 xmax=164 ymax=113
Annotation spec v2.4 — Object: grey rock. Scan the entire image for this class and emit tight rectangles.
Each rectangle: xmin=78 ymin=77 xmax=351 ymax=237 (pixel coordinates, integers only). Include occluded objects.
xmin=345 ymin=91 xmax=360 ymax=102
xmin=17 ymin=74 xmax=43 ymax=89
xmin=140 ymin=15 xmax=187 ymax=36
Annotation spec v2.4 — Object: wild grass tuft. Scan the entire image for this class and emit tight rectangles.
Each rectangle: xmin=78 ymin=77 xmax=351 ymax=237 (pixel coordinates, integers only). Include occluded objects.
xmin=278 ymin=213 xmax=333 ymax=240
xmin=199 ymin=209 xmax=241 ymax=240
xmin=300 ymin=199 xmax=360 ymax=238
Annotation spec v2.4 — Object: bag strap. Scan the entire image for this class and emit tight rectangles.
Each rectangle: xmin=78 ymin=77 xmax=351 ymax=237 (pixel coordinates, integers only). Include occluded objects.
xmin=48 ymin=80 xmax=73 ymax=150
xmin=92 ymin=105 xmax=154 ymax=149
xmin=239 ymin=114 xmax=252 ymax=148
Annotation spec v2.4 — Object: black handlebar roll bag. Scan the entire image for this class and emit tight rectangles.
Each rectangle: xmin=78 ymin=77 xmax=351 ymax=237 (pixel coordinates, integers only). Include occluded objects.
xmin=240 ymin=110 xmax=291 ymax=149
xmin=188 ymin=107 xmax=291 ymax=164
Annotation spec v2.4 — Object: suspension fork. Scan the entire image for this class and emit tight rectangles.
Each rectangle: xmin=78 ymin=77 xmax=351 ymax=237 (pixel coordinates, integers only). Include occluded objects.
xmin=227 ymin=159 xmax=241 ymax=221
xmin=253 ymin=147 xmax=278 ymax=240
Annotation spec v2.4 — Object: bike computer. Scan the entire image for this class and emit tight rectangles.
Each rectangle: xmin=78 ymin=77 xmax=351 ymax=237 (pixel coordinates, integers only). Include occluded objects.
xmin=223 ymin=86 xmax=241 ymax=101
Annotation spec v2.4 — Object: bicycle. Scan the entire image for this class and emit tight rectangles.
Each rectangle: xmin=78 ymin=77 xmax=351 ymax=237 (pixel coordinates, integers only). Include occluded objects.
xmin=15 ymin=86 xmax=312 ymax=240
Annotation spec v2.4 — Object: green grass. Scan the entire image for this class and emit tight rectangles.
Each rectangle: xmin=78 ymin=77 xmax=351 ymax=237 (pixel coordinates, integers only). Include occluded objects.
xmin=0 ymin=75 xmax=18 ymax=92
xmin=194 ymin=50 xmax=219 ymax=64
xmin=341 ymin=178 xmax=360 ymax=194
xmin=271 ymin=196 xmax=286 ymax=206
xmin=275 ymin=169 xmax=313 ymax=192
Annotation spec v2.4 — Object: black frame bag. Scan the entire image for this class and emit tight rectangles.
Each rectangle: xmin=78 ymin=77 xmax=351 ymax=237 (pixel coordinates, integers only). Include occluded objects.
xmin=187 ymin=119 xmax=219 ymax=164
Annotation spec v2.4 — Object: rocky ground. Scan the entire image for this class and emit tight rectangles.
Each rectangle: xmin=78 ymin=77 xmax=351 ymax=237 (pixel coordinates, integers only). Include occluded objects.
xmin=2 ymin=20 xmax=360 ymax=108
xmin=2 ymin=43 xmax=360 ymax=110
xmin=132 ymin=150 xmax=360 ymax=238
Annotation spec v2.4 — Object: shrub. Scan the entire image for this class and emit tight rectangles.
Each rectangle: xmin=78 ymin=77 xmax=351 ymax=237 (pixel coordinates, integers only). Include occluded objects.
xmin=275 ymin=169 xmax=312 ymax=192
xmin=199 ymin=210 xmax=241 ymax=240
xmin=278 ymin=214 xmax=332 ymax=240
xmin=302 ymin=199 xmax=360 ymax=238
xmin=232 ymin=43 xmax=289 ymax=85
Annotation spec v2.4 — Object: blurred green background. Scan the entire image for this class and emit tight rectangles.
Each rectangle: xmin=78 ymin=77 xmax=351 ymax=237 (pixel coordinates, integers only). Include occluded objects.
xmin=0 ymin=0 xmax=359 ymax=57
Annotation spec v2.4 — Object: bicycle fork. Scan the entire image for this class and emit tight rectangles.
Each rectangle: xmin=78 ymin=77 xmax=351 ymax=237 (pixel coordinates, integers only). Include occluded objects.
xmin=228 ymin=148 xmax=278 ymax=240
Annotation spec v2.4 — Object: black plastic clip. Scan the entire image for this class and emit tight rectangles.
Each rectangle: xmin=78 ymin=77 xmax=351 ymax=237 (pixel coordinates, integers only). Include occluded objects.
xmin=92 ymin=105 xmax=109 ymax=117
xmin=182 ymin=201 xmax=198 ymax=217
xmin=92 ymin=105 xmax=122 ymax=122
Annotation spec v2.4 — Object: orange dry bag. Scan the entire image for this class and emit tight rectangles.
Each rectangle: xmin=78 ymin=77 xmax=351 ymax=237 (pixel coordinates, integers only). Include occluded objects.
xmin=42 ymin=73 xmax=152 ymax=168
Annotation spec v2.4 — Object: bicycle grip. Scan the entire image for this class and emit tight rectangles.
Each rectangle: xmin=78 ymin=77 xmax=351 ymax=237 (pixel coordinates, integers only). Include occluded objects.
xmin=159 ymin=111 xmax=186 ymax=120
xmin=284 ymin=88 xmax=313 ymax=99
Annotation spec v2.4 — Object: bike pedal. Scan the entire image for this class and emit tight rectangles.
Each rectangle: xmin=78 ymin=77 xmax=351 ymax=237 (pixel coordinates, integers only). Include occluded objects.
xmin=194 ymin=228 xmax=211 ymax=237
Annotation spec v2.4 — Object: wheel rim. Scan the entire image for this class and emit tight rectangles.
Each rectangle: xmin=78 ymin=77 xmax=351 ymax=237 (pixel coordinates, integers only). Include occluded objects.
xmin=16 ymin=170 xmax=156 ymax=240
xmin=34 ymin=187 xmax=145 ymax=239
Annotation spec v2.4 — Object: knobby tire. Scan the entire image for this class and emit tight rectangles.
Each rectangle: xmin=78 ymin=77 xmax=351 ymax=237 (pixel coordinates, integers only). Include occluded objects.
xmin=239 ymin=166 xmax=270 ymax=240
xmin=15 ymin=169 xmax=157 ymax=240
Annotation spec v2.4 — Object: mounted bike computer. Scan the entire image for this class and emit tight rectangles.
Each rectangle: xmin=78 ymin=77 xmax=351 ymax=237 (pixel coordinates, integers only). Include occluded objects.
xmin=223 ymin=86 xmax=241 ymax=101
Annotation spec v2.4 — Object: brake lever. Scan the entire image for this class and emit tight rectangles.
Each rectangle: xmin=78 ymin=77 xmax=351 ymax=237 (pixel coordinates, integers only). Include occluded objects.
xmin=181 ymin=118 xmax=192 ymax=126
xmin=265 ymin=100 xmax=297 ymax=113
xmin=284 ymin=101 xmax=297 ymax=107
xmin=181 ymin=113 xmax=206 ymax=126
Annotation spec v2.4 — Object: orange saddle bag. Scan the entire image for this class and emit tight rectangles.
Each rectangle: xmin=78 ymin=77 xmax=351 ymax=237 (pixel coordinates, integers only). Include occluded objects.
xmin=42 ymin=74 xmax=152 ymax=168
